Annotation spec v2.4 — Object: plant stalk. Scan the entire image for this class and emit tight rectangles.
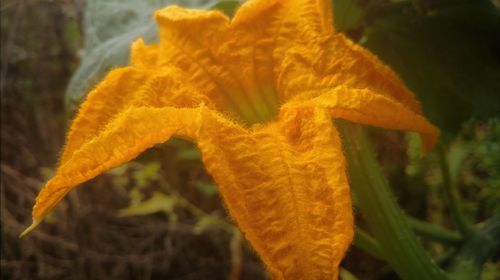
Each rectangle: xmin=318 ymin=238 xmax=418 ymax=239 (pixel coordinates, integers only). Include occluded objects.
xmin=354 ymin=227 xmax=386 ymax=260
xmin=408 ymin=217 xmax=462 ymax=245
xmin=338 ymin=121 xmax=448 ymax=280
xmin=437 ymin=144 xmax=473 ymax=236
xmin=447 ymin=214 xmax=500 ymax=279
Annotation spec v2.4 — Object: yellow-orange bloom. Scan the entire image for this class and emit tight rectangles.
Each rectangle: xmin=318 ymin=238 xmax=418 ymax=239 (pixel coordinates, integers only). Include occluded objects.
xmin=22 ymin=0 xmax=439 ymax=279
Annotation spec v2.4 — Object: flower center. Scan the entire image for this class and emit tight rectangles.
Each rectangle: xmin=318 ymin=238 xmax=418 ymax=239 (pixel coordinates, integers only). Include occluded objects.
xmin=229 ymin=85 xmax=280 ymax=126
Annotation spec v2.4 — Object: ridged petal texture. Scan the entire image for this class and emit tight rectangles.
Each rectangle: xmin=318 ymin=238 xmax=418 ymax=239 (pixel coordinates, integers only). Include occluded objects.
xmin=24 ymin=0 xmax=439 ymax=279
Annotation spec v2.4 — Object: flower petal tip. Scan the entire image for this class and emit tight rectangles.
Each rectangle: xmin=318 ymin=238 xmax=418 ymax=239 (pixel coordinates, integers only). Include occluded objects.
xmin=19 ymin=219 xmax=41 ymax=238
xmin=421 ymin=127 xmax=440 ymax=156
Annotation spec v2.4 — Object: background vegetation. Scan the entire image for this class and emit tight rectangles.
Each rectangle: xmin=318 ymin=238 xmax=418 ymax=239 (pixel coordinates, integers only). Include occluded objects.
xmin=1 ymin=0 xmax=499 ymax=279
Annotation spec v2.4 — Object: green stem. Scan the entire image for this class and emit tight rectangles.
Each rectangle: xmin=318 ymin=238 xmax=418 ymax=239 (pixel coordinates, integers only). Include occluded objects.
xmin=448 ymin=214 xmax=500 ymax=280
xmin=408 ymin=217 xmax=462 ymax=245
xmin=437 ymin=144 xmax=473 ymax=236
xmin=355 ymin=219 xmax=462 ymax=260
xmin=338 ymin=122 xmax=448 ymax=280
xmin=353 ymin=192 xmax=462 ymax=245
xmin=354 ymin=227 xmax=386 ymax=261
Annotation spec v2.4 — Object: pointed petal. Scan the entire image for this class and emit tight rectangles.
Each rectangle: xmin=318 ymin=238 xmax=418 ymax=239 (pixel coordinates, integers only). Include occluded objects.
xmin=37 ymin=62 xmax=216 ymax=222
xmin=60 ymin=67 xmax=150 ymax=165
xmin=32 ymin=105 xmax=208 ymax=221
xmin=230 ymin=0 xmax=334 ymax=104
xmin=197 ymin=107 xmax=353 ymax=279
xmin=286 ymin=87 xmax=439 ymax=153
xmin=19 ymin=219 xmax=41 ymax=238
xmin=154 ymin=6 xmax=264 ymax=123
xmin=233 ymin=0 xmax=334 ymax=35
xmin=153 ymin=2 xmax=336 ymax=123
xmin=31 ymin=99 xmax=354 ymax=278
xmin=131 ymin=38 xmax=159 ymax=69
xmin=60 ymin=66 xmax=211 ymax=166
xmin=279 ymin=33 xmax=422 ymax=114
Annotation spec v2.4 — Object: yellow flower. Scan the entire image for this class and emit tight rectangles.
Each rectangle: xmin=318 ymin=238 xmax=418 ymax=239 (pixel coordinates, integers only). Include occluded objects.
xmin=22 ymin=0 xmax=439 ymax=278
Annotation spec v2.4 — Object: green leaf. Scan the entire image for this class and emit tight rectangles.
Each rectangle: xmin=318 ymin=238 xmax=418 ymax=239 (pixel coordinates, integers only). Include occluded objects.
xmin=194 ymin=181 xmax=219 ymax=197
xmin=133 ymin=162 xmax=161 ymax=188
xmin=177 ymin=147 xmax=201 ymax=161
xmin=65 ymin=0 xmax=219 ymax=112
xmin=333 ymin=0 xmax=364 ymax=32
xmin=362 ymin=0 xmax=500 ymax=139
xmin=119 ymin=191 xmax=177 ymax=216
xmin=211 ymin=0 xmax=240 ymax=17
xmin=193 ymin=215 xmax=220 ymax=234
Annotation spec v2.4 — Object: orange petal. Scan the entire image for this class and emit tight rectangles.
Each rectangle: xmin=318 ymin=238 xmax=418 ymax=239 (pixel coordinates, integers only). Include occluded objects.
xmin=197 ymin=107 xmax=353 ymax=279
xmin=153 ymin=1 xmax=336 ymax=124
xmin=233 ymin=0 xmax=334 ymax=36
xmin=286 ymin=87 xmax=439 ymax=153
xmin=32 ymin=105 xmax=210 ymax=222
xmin=35 ymin=59 xmax=217 ymax=223
xmin=154 ymin=6 xmax=262 ymax=122
xmin=155 ymin=5 xmax=286 ymax=124
xmin=230 ymin=0 xmax=334 ymax=105
xmin=60 ymin=67 xmax=150 ymax=165
xmin=130 ymin=38 xmax=160 ymax=69
xmin=60 ymin=66 xmax=211 ymax=167
xmin=29 ymin=99 xmax=354 ymax=279
xmin=279 ymin=33 xmax=422 ymax=114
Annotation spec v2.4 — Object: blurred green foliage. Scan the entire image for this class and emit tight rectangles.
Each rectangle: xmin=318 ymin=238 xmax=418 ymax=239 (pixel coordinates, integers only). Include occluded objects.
xmin=338 ymin=0 xmax=500 ymax=140
xmin=65 ymin=0 xmax=220 ymax=112
xmin=405 ymin=118 xmax=500 ymax=225
xmin=108 ymin=161 xmax=233 ymax=233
